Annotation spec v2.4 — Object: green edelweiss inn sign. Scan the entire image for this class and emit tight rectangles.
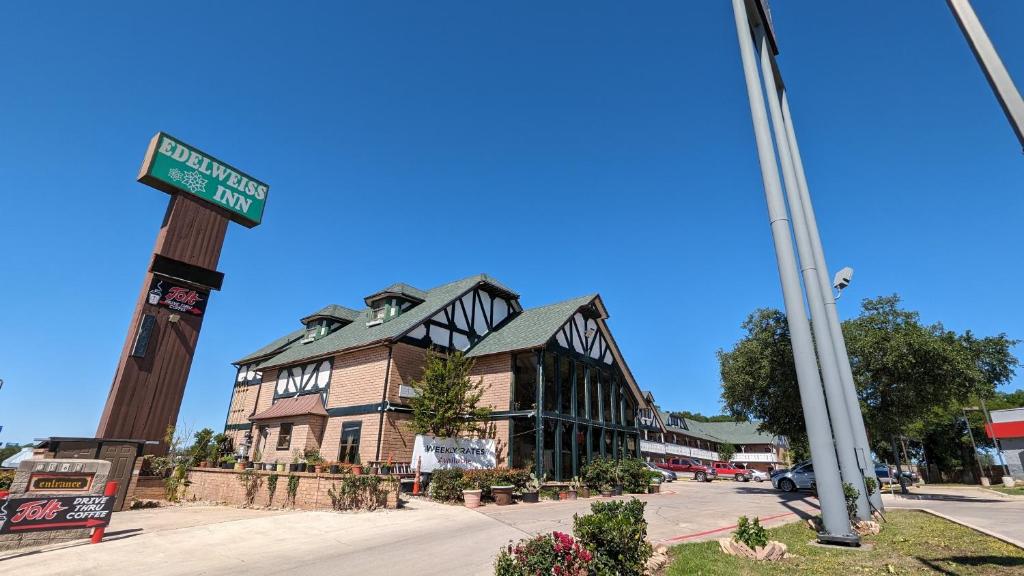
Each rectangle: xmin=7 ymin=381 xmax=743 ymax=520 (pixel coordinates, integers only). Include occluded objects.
xmin=138 ymin=132 xmax=269 ymax=227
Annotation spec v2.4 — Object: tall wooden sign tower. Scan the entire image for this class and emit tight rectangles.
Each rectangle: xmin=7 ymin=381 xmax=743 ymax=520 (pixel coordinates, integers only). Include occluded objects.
xmin=96 ymin=133 xmax=269 ymax=453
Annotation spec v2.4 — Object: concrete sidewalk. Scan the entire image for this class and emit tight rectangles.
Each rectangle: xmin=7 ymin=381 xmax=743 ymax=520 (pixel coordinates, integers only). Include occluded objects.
xmin=883 ymin=485 xmax=1024 ymax=548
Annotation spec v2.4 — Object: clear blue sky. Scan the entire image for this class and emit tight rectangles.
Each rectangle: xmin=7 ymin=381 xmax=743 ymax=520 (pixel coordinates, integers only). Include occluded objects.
xmin=1 ymin=1 xmax=1022 ymax=445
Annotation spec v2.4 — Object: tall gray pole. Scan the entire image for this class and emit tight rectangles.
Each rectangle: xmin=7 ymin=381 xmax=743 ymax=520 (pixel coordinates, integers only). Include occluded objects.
xmin=731 ymin=0 xmax=855 ymax=541
xmin=946 ymin=0 xmax=1024 ymax=152
xmin=758 ymin=45 xmax=870 ymax=521
xmin=778 ymin=91 xmax=883 ymax=514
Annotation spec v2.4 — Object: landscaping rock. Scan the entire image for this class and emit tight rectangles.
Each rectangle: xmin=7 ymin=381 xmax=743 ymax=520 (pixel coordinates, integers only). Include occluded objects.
xmin=718 ymin=538 xmax=790 ymax=561
xmin=854 ymin=520 xmax=881 ymax=536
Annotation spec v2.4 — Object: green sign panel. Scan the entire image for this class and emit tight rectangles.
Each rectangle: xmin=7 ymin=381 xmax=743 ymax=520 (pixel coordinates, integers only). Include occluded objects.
xmin=138 ymin=132 xmax=268 ymax=227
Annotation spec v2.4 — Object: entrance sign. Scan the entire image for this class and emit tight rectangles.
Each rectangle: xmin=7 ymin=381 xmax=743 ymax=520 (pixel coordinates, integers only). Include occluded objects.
xmin=138 ymin=132 xmax=269 ymax=228
xmin=0 ymin=495 xmax=115 ymax=534
xmin=28 ymin=474 xmax=95 ymax=493
xmin=411 ymin=435 xmax=495 ymax=472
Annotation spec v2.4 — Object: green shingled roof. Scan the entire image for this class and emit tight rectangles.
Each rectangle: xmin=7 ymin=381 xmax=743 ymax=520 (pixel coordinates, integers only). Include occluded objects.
xmin=234 ymin=328 xmax=306 ymax=365
xmin=301 ymin=304 xmax=361 ymax=324
xmin=464 ymin=294 xmax=597 ymax=358
xmin=237 ymin=274 xmax=507 ymax=369
xmin=688 ymin=420 xmax=779 ymax=445
xmin=363 ymin=283 xmax=429 ymax=305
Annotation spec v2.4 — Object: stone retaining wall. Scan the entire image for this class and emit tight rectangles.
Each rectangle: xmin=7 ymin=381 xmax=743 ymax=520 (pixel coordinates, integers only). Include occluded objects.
xmin=184 ymin=468 xmax=399 ymax=510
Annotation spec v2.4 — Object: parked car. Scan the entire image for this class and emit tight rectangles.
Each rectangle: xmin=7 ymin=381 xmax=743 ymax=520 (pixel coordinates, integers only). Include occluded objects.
xmin=712 ymin=461 xmax=753 ymax=482
xmin=772 ymin=461 xmax=815 ymax=492
xmin=645 ymin=462 xmax=677 ymax=483
xmin=733 ymin=463 xmax=769 ymax=482
xmin=658 ymin=458 xmax=717 ymax=482
xmin=874 ymin=464 xmax=918 ymax=485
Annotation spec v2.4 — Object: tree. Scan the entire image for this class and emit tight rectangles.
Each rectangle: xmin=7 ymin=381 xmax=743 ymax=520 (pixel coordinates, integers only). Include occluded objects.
xmin=719 ymin=295 xmax=1019 ymax=475
xmin=718 ymin=442 xmax=736 ymax=462
xmin=668 ymin=410 xmax=741 ymax=423
xmin=0 ymin=442 xmax=30 ymax=464
xmin=409 ymin=348 xmax=492 ymax=438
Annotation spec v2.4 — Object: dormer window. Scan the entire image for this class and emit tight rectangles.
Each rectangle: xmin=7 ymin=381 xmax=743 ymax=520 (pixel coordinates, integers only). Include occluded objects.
xmin=302 ymin=319 xmax=332 ymax=343
xmin=363 ymin=283 xmax=427 ymax=326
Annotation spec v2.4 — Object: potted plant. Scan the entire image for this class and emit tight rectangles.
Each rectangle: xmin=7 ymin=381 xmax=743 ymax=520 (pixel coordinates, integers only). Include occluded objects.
xmin=491 ymin=484 xmax=514 ymax=506
xmin=521 ymin=473 xmax=542 ymax=503
xmin=380 ymin=454 xmax=393 ymax=475
xmin=329 ymin=461 xmax=341 ymax=474
xmin=600 ymin=484 xmax=613 ymax=498
xmin=350 ymin=455 xmax=363 ymax=476
xmin=565 ymin=477 xmax=581 ymax=500
xmin=304 ymin=448 xmax=324 ymax=473
xmin=275 ymin=460 xmax=285 ymax=473
xmin=463 ymin=488 xmax=483 ymax=508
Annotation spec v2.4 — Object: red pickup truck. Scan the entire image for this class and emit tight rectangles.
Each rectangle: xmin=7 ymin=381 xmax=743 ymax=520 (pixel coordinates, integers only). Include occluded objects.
xmin=657 ymin=458 xmax=717 ymax=482
xmin=712 ymin=461 xmax=753 ymax=482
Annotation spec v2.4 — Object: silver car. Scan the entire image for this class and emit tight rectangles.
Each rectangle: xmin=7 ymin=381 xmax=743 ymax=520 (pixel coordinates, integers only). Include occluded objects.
xmin=646 ymin=462 xmax=677 ymax=482
xmin=772 ymin=461 xmax=815 ymax=492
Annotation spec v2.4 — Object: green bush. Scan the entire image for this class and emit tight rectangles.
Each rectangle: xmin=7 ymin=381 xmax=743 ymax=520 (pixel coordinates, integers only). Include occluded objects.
xmin=327 ymin=475 xmax=396 ymax=511
xmin=573 ymin=498 xmax=652 ymax=576
xmin=864 ymin=475 xmax=878 ymax=496
xmin=461 ymin=468 xmax=531 ymax=500
xmin=430 ymin=468 xmax=466 ymax=502
xmin=494 ymin=531 xmax=592 ymax=576
xmin=734 ymin=515 xmax=768 ymax=549
xmin=581 ymin=457 xmax=615 ymax=490
xmin=843 ymin=482 xmax=860 ymax=521
xmin=617 ymin=458 xmax=656 ymax=494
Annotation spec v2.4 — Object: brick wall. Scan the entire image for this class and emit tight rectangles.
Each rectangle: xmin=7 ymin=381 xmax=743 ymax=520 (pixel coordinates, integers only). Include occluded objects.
xmin=183 ymin=468 xmax=399 ymax=510
xmin=321 ymin=413 xmax=381 ymax=464
xmin=257 ymin=415 xmax=327 ymax=465
xmin=389 ymin=343 xmax=426 ymax=403
xmin=254 ymin=368 xmax=279 ymax=414
xmin=471 ymin=352 xmax=512 ymax=412
xmin=327 ymin=347 xmax=390 ymax=408
xmin=226 ymin=383 xmax=260 ymax=425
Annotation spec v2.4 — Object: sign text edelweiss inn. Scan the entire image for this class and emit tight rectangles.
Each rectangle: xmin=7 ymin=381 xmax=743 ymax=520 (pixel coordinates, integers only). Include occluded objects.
xmin=138 ymin=132 xmax=269 ymax=227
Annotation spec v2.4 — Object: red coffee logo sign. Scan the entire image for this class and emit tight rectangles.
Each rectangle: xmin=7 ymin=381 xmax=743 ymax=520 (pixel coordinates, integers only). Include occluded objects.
xmin=12 ymin=500 xmax=68 ymax=523
xmin=164 ymin=286 xmax=202 ymax=306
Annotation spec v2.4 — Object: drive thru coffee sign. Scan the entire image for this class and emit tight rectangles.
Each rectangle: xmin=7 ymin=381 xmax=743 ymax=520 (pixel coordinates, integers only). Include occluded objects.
xmin=0 ymin=495 xmax=114 ymax=534
xmin=411 ymin=435 xmax=496 ymax=473
xmin=138 ymin=132 xmax=269 ymax=227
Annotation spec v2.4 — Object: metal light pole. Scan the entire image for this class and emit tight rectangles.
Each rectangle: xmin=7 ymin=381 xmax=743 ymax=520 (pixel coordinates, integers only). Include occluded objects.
xmin=963 ymin=408 xmax=987 ymax=482
xmin=778 ymin=94 xmax=884 ymax=514
xmin=946 ymin=0 xmax=1024 ymax=152
xmin=731 ymin=0 xmax=856 ymax=543
xmin=758 ymin=38 xmax=870 ymax=522
xmin=978 ymin=398 xmax=1006 ymax=468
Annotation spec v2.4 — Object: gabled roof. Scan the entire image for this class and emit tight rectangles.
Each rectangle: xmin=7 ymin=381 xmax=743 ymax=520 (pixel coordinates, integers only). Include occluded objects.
xmin=465 ymin=294 xmax=597 ymax=358
xmin=301 ymin=304 xmax=360 ymax=325
xmin=234 ymin=328 xmax=307 ymax=365
xmin=688 ymin=420 xmax=780 ymax=446
xmin=251 ymin=394 xmax=327 ymax=421
xmin=363 ymin=283 xmax=429 ymax=305
xmin=240 ymin=274 xmax=512 ymax=370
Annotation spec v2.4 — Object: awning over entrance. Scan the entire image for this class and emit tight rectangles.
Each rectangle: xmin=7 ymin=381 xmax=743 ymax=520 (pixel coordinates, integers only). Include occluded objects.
xmin=251 ymin=394 xmax=328 ymax=421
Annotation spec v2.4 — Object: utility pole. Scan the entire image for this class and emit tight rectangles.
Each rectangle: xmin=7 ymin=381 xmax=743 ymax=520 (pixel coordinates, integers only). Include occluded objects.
xmin=730 ymin=0 xmax=856 ymax=544
xmin=963 ymin=408 xmax=987 ymax=483
xmin=946 ymin=0 xmax=1024 ymax=152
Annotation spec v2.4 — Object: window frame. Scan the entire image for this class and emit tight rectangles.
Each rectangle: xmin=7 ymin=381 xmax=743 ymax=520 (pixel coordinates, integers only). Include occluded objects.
xmin=276 ymin=422 xmax=294 ymax=450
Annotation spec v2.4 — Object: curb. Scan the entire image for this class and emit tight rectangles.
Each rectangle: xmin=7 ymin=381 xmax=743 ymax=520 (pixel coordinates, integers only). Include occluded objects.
xmin=888 ymin=505 xmax=1024 ymax=550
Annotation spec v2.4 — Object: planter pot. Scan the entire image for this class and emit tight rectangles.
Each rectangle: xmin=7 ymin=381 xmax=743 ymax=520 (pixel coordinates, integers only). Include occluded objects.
xmin=351 ymin=465 xmax=363 ymax=476
xmin=580 ymin=487 xmax=591 ymax=498
xmin=521 ymin=491 xmax=539 ymax=503
xmin=980 ymin=477 xmax=991 ymax=487
xmin=601 ymin=489 xmax=613 ymax=498
xmin=613 ymin=485 xmax=623 ymax=496
xmin=221 ymin=463 xmax=232 ymax=470
xmin=1003 ymin=476 xmax=1016 ymax=488
xmin=235 ymin=462 xmax=245 ymax=471
xmin=559 ymin=491 xmax=568 ymax=500
xmin=648 ymin=483 xmax=661 ymax=494
xmin=276 ymin=463 xmax=286 ymax=472
xmin=463 ymin=489 xmax=483 ymax=509
xmin=566 ymin=490 xmax=578 ymax=501
xmin=297 ymin=463 xmax=308 ymax=473
xmin=329 ymin=465 xmax=341 ymax=474
xmin=314 ymin=465 xmax=323 ymax=474
xmin=245 ymin=462 xmax=255 ymax=470
xmin=492 ymin=485 xmax=514 ymax=506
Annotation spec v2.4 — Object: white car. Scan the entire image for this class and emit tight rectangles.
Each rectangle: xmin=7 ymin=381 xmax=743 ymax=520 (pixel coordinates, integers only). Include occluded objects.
xmin=749 ymin=469 xmax=770 ymax=482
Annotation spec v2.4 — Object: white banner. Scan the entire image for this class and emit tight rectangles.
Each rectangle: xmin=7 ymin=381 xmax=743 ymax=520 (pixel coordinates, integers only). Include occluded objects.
xmin=411 ymin=435 xmax=496 ymax=473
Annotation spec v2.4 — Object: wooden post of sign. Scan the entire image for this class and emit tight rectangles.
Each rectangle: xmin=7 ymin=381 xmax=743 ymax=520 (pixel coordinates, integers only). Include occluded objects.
xmin=90 ymin=481 xmax=119 ymax=544
xmin=95 ymin=193 xmax=228 ymax=454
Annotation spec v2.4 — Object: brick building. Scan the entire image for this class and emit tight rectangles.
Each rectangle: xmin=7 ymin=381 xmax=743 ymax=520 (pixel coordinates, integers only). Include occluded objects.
xmin=222 ymin=274 xmax=652 ymax=481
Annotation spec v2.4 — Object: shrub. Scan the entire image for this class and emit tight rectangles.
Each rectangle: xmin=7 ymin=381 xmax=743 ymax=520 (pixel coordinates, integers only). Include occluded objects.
xmin=842 ymin=482 xmax=860 ymax=521
xmin=0 ymin=470 xmax=14 ymax=490
xmin=734 ymin=515 xmax=768 ymax=549
xmin=430 ymin=468 xmax=466 ymax=502
xmin=237 ymin=469 xmax=263 ymax=506
xmin=581 ymin=457 xmax=615 ymax=490
xmin=494 ymin=532 xmax=592 ymax=576
xmin=863 ymin=475 xmax=878 ymax=496
xmin=573 ymin=498 xmax=652 ymax=576
xmin=267 ymin=473 xmax=279 ymax=506
xmin=286 ymin=474 xmax=300 ymax=506
xmin=460 ymin=468 xmax=532 ymax=500
xmin=617 ymin=458 xmax=656 ymax=494
xmin=327 ymin=475 xmax=396 ymax=511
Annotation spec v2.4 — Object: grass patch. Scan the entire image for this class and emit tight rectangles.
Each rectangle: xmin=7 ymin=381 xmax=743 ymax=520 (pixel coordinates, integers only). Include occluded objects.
xmin=987 ymin=485 xmax=1024 ymax=497
xmin=665 ymin=510 xmax=1024 ymax=575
